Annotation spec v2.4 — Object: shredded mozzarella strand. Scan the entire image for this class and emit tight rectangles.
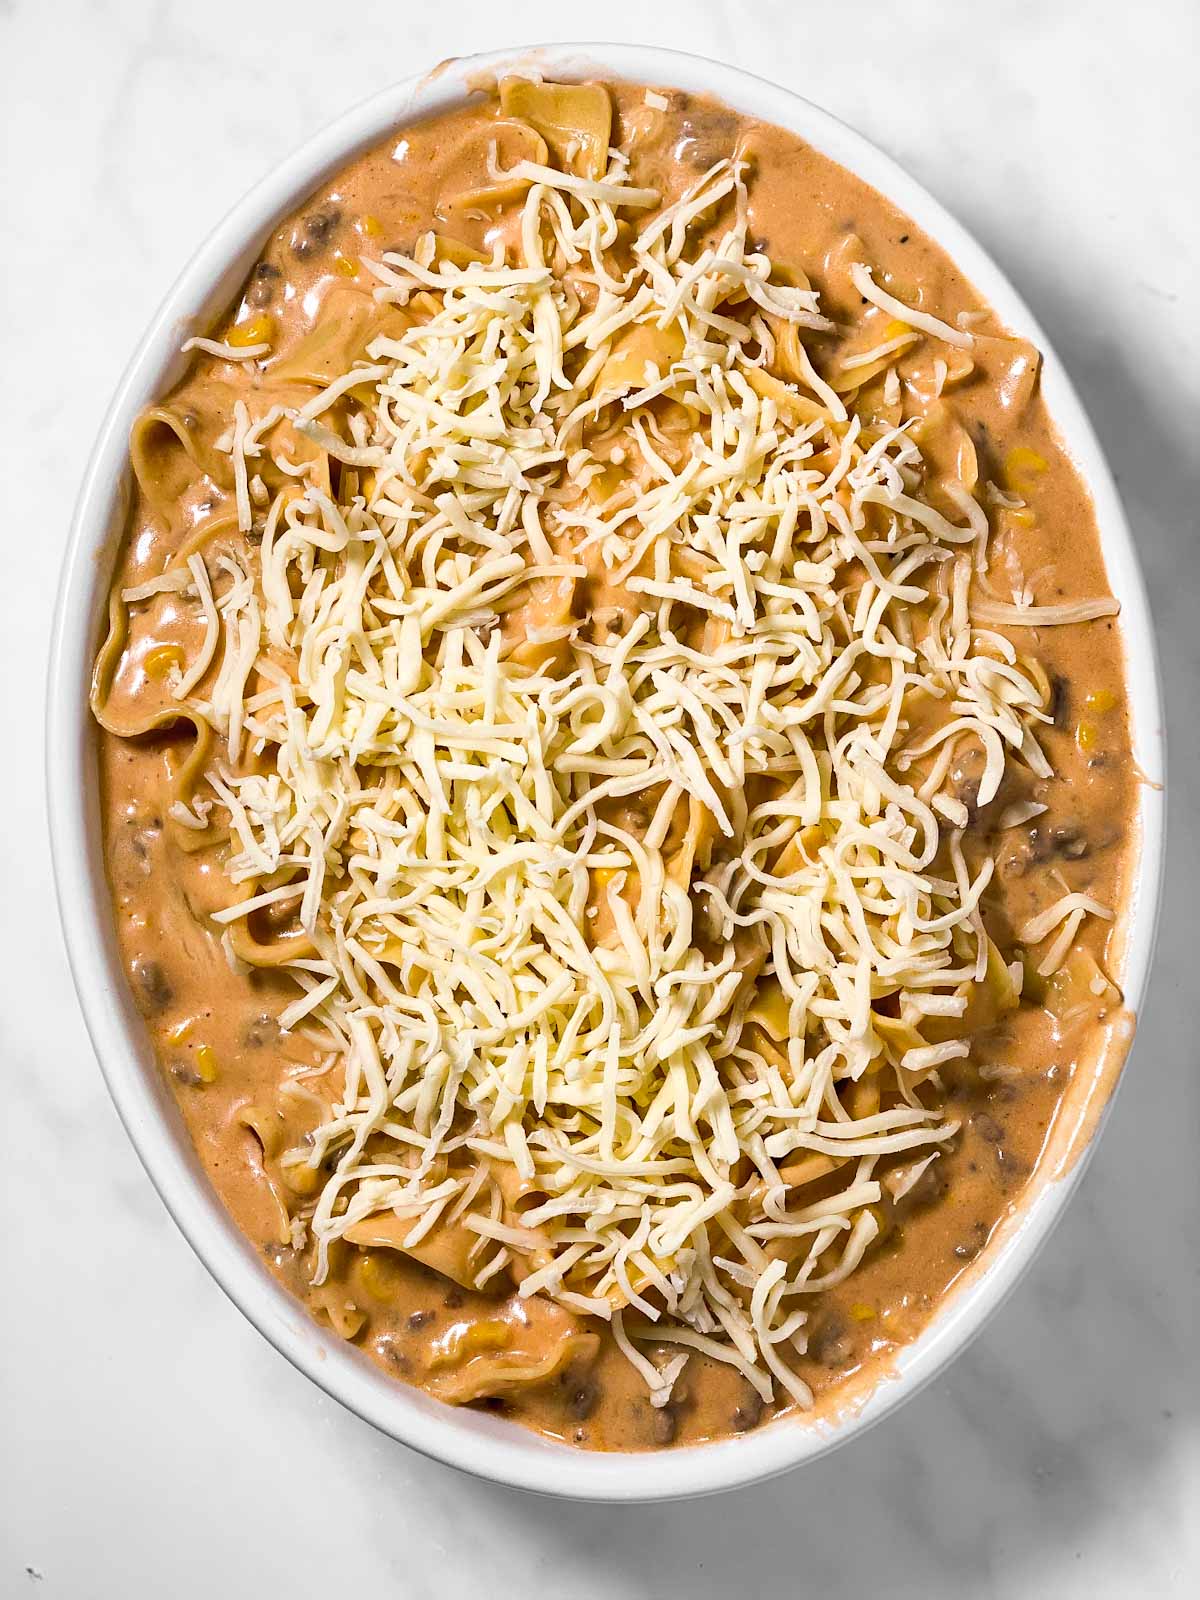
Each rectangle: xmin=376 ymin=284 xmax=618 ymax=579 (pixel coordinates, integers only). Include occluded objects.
xmin=181 ymin=335 xmax=271 ymax=361
xmin=970 ymin=597 xmax=1120 ymax=627
xmin=1021 ymin=892 xmax=1114 ymax=947
xmin=850 ymin=263 xmax=974 ymax=349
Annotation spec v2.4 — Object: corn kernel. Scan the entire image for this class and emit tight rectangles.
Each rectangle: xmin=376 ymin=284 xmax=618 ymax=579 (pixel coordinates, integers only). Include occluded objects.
xmin=281 ymin=1155 xmax=322 ymax=1198
xmin=227 ymin=314 xmax=274 ymax=348
xmin=429 ymin=1318 xmax=514 ymax=1369
xmin=1075 ymin=721 xmax=1099 ymax=751
xmin=1007 ymin=507 xmax=1036 ymax=529
xmin=1085 ymin=689 xmax=1117 ymax=715
xmin=462 ymin=1319 xmax=512 ymax=1354
xmin=143 ymin=642 xmax=185 ymax=679
xmin=1003 ymin=445 xmax=1048 ymax=494
xmin=357 ymin=1250 xmax=400 ymax=1298
xmin=333 ymin=253 xmax=359 ymax=278
xmin=167 ymin=1018 xmax=193 ymax=1045
xmin=195 ymin=1043 xmax=218 ymax=1083
xmin=849 ymin=1302 xmax=876 ymax=1323
xmin=361 ymin=214 xmax=383 ymax=237
xmin=884 ymin=319 xmax=912 ymax=339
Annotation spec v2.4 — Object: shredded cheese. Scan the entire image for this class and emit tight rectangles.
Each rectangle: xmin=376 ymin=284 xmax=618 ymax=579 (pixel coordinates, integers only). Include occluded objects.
xmin=850 ymin=263 xmax=974 ymax=349
xmin=181 ymin=335 xmax=271 ymax=361
xmin=970 ymin=597 xmax=1120 ymax=627
xmin=177 ymin=149 xmax=1106 ymax=1407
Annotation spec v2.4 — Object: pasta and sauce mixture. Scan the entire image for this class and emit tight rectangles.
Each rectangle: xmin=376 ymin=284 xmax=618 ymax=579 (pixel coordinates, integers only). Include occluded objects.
xmin=93 ymin=79 xmax=1136 ymax=1450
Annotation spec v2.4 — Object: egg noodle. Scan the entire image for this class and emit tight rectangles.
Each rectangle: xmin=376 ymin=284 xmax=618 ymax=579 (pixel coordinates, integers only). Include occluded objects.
xmin=114 ymin=128 xmax=1117 ymax=1409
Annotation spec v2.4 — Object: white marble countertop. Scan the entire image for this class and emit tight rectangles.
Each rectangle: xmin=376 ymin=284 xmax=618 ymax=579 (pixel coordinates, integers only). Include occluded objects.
xmin=3 ymin=1 xmax=1197 ymax=1593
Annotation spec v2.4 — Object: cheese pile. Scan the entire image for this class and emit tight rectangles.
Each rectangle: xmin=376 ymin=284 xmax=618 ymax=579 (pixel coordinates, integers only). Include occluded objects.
xmin=199 ymin=151 xmax=1061 ymax=1407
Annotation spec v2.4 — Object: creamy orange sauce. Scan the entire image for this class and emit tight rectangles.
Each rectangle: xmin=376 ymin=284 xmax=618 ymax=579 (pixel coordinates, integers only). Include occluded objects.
xmin=94 ymin=81 xmax=1136 ymax=1450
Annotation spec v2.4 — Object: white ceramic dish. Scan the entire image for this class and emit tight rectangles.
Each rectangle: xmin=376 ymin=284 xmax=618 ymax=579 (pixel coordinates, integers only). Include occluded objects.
xmin=47 ymin=41 xmax=1166 ymax=1501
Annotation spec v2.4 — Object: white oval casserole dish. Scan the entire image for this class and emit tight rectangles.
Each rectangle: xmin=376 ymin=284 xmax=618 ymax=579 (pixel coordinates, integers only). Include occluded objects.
xmin=47 ymin=42 xmax=1166 ymax=1501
